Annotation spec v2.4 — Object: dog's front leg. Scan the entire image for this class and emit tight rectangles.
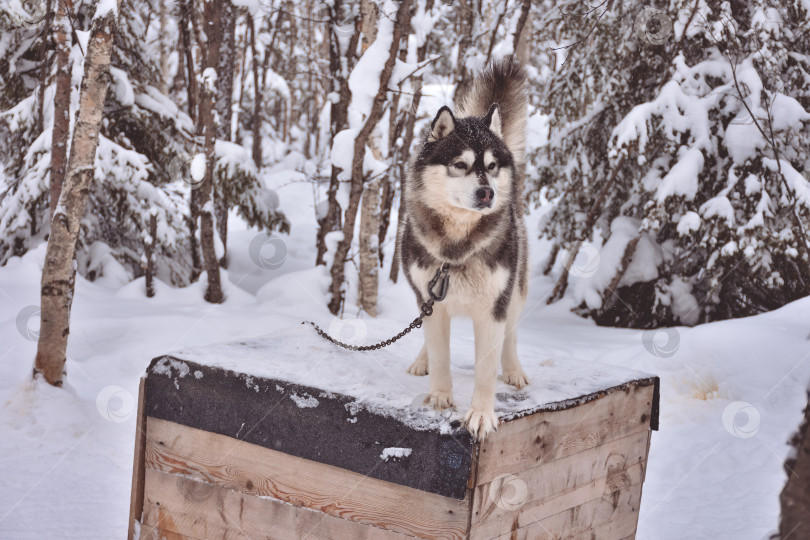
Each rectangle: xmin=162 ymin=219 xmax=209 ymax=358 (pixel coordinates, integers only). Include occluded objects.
xmin=423 ymin=304 xmax=454 ymax=410
xmin=465 ymin=316 xmax=505 ymax=439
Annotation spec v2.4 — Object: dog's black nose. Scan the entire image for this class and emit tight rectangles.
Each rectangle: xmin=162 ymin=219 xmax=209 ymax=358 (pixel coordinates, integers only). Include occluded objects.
xmin=476 ymin=187 xmax=494 ymax=204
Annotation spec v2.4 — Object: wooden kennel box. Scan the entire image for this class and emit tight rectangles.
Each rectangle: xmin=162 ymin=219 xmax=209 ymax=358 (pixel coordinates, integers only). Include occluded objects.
xmin=128 ymin=327 xmax=659 ymax=539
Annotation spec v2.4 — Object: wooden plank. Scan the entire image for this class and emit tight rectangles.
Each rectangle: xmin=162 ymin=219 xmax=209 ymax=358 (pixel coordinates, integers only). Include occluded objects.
xmin=139 ymin=525 xmax=199 ymax=540
xmin=128 ymin=378 xmax=147 ymax=540
xmin=642 ymin=429 xmax=652 ymax=483
xmin=626 ymin=430 xmax=653 ymax=540
xmin=470 ymin=462 xmax=644 ymax=539
xmin=139 ymin=525 xmax=197 ymax=540
xmin=141 ymin=468 xmax=410 ymax=539
xmin=478 ymin=384 xmax=654 ymax=485
xmin=490 ymin=482 xmax=643 ymax=540
xmin=470 ymin=429 xmax=649 ymax=537
xmin=145 ymin=417 xmax=469 ymax=539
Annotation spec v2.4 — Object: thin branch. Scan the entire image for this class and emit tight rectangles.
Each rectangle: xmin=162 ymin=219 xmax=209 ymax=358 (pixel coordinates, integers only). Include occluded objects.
xmin=391 ymin=55 xmax=440 ymax=88
xmin=676 ymin=0 xmax=700 ymax=48
xmin=551 ymin=0 xmax=615 ymax=66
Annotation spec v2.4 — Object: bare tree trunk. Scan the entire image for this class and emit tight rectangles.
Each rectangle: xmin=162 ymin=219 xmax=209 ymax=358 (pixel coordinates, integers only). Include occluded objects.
xmin=158 ymin=0 xmax=170 ymax=93
xmin=543 ymin=242 xmax=560 ymax=275
xmin=358 ymin=178 xmax=381 ymax=316
xmin=390 ymin=0 xmax=435 ymax=283
xmin=315 ymin=1 xmax=360 ymax=266
xmin=35 ymin=3 xmax=119 ymax=386
xmin=197 ymin=0 xmax=225 ymax=303
xmin=179 ymin=0 xmax=198 ymax=119
xmin=388 ymin=199 xmax=405 ymax=284
xmin=453 ymin=0 xmax=475 ymax=104
xmin=179 ymin=0 xmax=201 ymax=280
xmin=512 ymin=0 xmax=532 ymax=213
xmin=35 ymin=0 xmax=54 ymax=135
xmin=317 ymin=166 xmax=344 ymax=267
xmin=548 ymin=245 xmax=578 ymax=304
xmin=172 ymin=8 xmax=187 ymax=95
xmin=360 ymin=0 xmax=378 ymax=52
xmin=49 ymin=0 xmax=71 ymax=219
xmin=281 ymin=0 xmax=298 ymax=144
xmin=483 ymin=3 xmax=507 ymax=66
xmin=145 ymin=213 xmax=157 ymax=298
xmin=231 ymin=11 xmax=248 ymax=142
xmin=513 ymin=0 xmax=532 ymax=63
xmin=248 ymin=14 xmax=262 ymax=166
xmin=378 ymin=179 xmax=394 ymax=264
xmin=215 ymin=0 xmax=236 ymax=267
xmin=378 ymin=21 xmax=410 ymax=268
xmin=303 ymin=0 xmax=315 ymax=159
xmin=327 ymin=0 xmax=412 ymax=315
xmin=355 ymin=0 xmax=383 ymax=315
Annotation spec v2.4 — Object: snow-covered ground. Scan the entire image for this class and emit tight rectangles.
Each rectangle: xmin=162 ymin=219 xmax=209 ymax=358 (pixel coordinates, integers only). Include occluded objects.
xmin=1 ymin=175 xmax=807 ymax=539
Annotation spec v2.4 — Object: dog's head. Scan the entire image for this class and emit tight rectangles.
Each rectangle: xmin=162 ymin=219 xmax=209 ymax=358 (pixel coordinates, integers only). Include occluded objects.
xmin=416 ymin=105 xmax=514 ymax=214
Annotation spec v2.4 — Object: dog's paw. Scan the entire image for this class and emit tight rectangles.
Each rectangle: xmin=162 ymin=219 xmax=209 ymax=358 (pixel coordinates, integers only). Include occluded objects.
xmin=407 ymin=359 xmax=429 ymax=376
xmin=502 ymin=369 xmax=529 ymax=389
xmin=464 ymin=407 xmax=499 ymax=440
xmin=426 ymin=390 xmax=455 ymax=410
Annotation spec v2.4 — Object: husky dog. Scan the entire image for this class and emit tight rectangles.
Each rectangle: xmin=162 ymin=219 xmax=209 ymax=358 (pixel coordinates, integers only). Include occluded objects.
xmin=401 ymin=58 xmax=529 ymax=439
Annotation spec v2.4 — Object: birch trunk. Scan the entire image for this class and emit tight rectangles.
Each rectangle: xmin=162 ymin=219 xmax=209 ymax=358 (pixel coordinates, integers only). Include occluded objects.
xmin=513 ymin=0 xmax=532 ymax=63
xmin=197 ymin=0 xmax=224 ymax=303
xmin=35 ymin=2 xmax=120 ymax=386
xmin=360 ymin=0 xmax=378 ymax=52
xmin=358 ymin=178 xmax=381 ymax=316
xmin=49 ymin=0 xmax=71 ymax=219
xmin=354 ymin=0 xmax=382 ymax=315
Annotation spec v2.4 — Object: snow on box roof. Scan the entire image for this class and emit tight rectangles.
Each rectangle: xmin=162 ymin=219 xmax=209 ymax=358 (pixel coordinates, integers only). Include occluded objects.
xmin=164 ymin=323 xmax=657 ymax=429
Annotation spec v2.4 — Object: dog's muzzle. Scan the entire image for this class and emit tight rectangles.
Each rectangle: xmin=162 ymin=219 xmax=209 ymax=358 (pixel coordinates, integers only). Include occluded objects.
xmin=475 ymin=187 xmax=494 ymax=208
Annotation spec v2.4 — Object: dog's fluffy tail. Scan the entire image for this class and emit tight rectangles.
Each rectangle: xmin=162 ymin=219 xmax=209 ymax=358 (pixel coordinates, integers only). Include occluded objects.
xmin=456 ymin=56 xmax=528 ymax=165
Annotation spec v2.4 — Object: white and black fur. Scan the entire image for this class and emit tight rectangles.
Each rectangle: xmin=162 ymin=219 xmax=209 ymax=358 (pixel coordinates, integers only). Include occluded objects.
xmin=400 ymin=58 xmax=529 ymax=439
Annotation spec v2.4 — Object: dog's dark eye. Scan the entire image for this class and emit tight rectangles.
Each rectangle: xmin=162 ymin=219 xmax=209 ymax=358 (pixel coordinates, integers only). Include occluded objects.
xmin=487 ymin=162 xmax=497 ymax=171
xmin=454 ymin=162 xmax=466 ymax=170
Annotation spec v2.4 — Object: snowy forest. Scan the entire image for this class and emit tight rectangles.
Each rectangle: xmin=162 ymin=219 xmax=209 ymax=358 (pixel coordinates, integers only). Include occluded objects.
xmin=2 ymin=0 xmax=810 ymax=538
xmin=4 ymin=0 xmax=810 ymax=328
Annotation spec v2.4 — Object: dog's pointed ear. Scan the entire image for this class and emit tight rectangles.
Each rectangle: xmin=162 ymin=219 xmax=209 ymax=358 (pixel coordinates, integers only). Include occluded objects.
xmin=485 ymin=104 xmax=502 ymax=138
xmin=429 ymin=106 xmax=455 ymax=142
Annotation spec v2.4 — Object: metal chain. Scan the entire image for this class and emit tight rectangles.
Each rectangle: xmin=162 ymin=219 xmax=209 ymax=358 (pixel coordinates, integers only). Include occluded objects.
xmin=303 ymin=263 xmax=450 ymax=352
